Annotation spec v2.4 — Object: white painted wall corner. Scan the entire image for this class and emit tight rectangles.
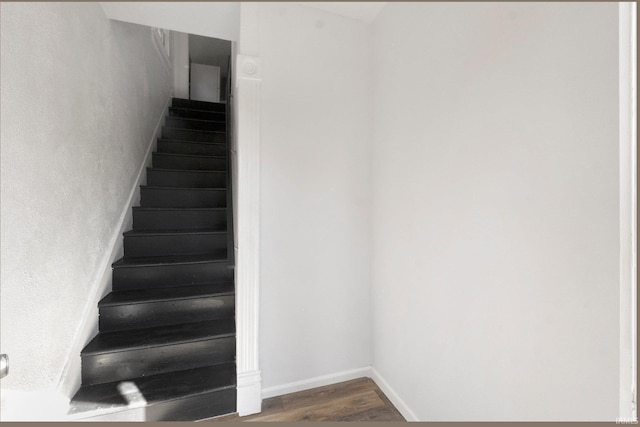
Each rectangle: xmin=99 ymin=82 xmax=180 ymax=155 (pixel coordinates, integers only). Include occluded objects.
xmin=370 ymin=367 xmax=419 ymax=422
xmin=258 ymin=366 xmax=418 ymax=421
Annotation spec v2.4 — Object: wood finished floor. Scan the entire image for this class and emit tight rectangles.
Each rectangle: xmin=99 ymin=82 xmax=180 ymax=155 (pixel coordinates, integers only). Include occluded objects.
xmin=203 ymin=377 xmax=406 ymax=422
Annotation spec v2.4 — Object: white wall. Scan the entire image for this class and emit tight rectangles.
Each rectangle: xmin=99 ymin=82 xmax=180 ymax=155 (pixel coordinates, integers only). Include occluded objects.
xmin=370 ymin=2 xmax=619 ymax=421
xmin=0 ymin=1 xmax=172 ymax=395
xmin=257 ymin=3 xmax=373 ymax=392
xmin=100 ymin=2 xmax=239 ymax=42
xmin=190 ymin=63 xmax=220 ymax=103
xmin=171 ymin=31 xmax=189 ymax=99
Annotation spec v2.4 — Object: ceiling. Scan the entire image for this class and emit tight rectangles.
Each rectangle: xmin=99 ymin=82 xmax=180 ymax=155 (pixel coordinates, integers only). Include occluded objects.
xmin=294 ymin=2 xmax=387 ymax=24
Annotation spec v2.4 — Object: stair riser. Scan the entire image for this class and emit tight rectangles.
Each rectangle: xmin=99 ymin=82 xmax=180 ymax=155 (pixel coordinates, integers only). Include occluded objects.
xmin=132 ymin=209 xmax=226 ymax=230
xmin=169 ymin=108 xmax=225 ymax=122
xmin=148 ymin=387 xmax=236 ymax=421
xmin=153 ymin=153 xmax=226 ymax=171
xmin=99 ymin=295 xmax=235 ymax=332
xmin=147 ymin=169 xmax=226 ymax=188
xmin=162 ymin=127 xmax=225 ymax=143
xmin=172 ymin=98 xmax=225 ymax=112
xmin=124 ymin=233 xmax=228 ymax=257
xmin=140 ymin=188 xmax=226 ymax=208
xmin=157 ymin=140 xmax=226 ymax=157
xmin=112 ymin=262 xmax=232 ymax=291
xmin=81 ymin=336 xmax=235 ymax=386
xmin=165 ymin=117 xmax=226 ymax=132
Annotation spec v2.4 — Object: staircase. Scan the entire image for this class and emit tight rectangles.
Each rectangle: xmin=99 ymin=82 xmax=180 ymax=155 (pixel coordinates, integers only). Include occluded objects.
xmin=69 ymin=98 xmax=236 ymax=421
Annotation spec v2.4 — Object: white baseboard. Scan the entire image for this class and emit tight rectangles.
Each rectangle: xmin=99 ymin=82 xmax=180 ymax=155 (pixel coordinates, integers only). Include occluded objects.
xmin=237 ymin=370 xmax=262 ymax=416
xmin=55 ymin=93 xmax=173 ymax=400
xmin=261 ymin=366 xmax=372 ymax=399
xmin=259 ymin=366 xmax=418 ymax=421
xmin=370 ymin=367 xmax=419 ymax=422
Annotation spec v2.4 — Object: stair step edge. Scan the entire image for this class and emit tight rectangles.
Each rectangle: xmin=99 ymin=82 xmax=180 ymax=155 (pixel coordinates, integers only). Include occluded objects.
xmin=82 ymin=332 xmax=235 ymax=356
xmin=157 ymin=138 xmax=226 ymax=146
xmin=123 ymin=228 xmax=227 ymax=237
xmin=112 ymin=253 xmax=228 ymax=268
xmin=154 ymin=152 xmax=226 ymax=159
xmin=147 ymin=167 xmax=226 ymax=174
xmin=133 ymin=207 xmax=227 ymax=211
xmin=141 ymin=186 xmax=226 ymax=191
xmin=166 ymin=116 xmax=226 ymax=124
xmin=82 ymin=320 xmax=235 ymax=355
xmin=163 ymin=126 xmax=225 ymax=135
xmin=99 ymin=290 xmax=235 ymax=307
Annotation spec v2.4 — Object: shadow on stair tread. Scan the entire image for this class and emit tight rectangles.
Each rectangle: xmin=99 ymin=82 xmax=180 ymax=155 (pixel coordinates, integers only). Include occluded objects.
xmin=81 ymin=318 xmax=235 ymax=355
xmin=69 ymin=363 xmax=236 ymax=414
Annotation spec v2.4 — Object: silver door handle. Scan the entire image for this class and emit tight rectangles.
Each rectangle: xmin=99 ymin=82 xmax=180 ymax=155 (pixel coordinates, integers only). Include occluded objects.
xmin=0 ymin=354 xmax=8 ymax=378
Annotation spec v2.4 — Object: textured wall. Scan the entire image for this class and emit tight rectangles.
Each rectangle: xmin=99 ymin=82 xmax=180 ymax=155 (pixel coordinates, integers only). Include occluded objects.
xmin=99 ymin=2 xmax=240 ymax=42
xmin=0 ymin=2 xmax=172 ymax=392
xmin=370 ymin=2 xmax=619 ymax=421
xmin=257 ymin=3 xmax=373 ymax=392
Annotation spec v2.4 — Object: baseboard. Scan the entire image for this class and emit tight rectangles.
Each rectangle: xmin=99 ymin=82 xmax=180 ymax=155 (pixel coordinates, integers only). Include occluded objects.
xmin=261 ymin=367 xmax=372 ymax=399
xmin=55 ymin=92 xmax=173 ymax=401
xmin=237 ymin=370 xmax=262 ymax=416
xmin=370 ymin=367 xmax=419 ymax=422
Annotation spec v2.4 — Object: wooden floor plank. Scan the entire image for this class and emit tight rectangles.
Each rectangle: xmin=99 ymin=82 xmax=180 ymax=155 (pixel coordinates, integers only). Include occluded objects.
xmin=246 ymin=390 xmax=385 ymax=422
xmin=202 ymin=377 xmax=405 ymax=422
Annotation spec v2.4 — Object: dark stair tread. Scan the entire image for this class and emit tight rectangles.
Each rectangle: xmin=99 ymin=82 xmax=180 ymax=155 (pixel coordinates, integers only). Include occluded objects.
xmin=163 ymin=126 xmax=225 ymax=135
xmin=133 ymin=207 xmax=227 ymax=211
xmin=167 ymin=116 xmax=226 ymax=125
xmin=69 ymin=363 xmax=236 ymax=414
xmin=99 ymin=282 xmax=235 ymax=307
xmin=140 ymin=185 xmax=226 ymax=191
xmin=153 ymin=152 xmax=226 ymax=160
xmin=82 ymin=319 xmax=235 ymax=355
xmin=169 ymin=106 xmax=226 ymax=115
xmin=157 ymin=138 xmax=226 ymax=147
xmin=147 ymin=167 xmax=226 ymax=174
xmin=172 ymin=98 xmax=226 ymax=109
xmin=124 ymin=228 xmax=226 ymax=237
xmin=112 ymin=251 xmax=228 ymax=268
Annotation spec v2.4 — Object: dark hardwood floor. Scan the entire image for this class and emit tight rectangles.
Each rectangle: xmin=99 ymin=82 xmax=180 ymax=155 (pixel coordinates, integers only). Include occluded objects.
xmin=202 ymin=377 xmax=406 ymax=422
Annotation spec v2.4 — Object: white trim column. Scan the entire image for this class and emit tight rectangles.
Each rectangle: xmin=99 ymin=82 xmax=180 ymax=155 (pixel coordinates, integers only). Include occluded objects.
xmin=234 ymin=52 xmax=262 ymax=417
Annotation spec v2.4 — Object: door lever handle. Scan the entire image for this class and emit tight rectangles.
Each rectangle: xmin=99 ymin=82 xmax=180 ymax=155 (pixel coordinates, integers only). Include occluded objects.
xmin=0 ymin=354 xmax=8 ymax=379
